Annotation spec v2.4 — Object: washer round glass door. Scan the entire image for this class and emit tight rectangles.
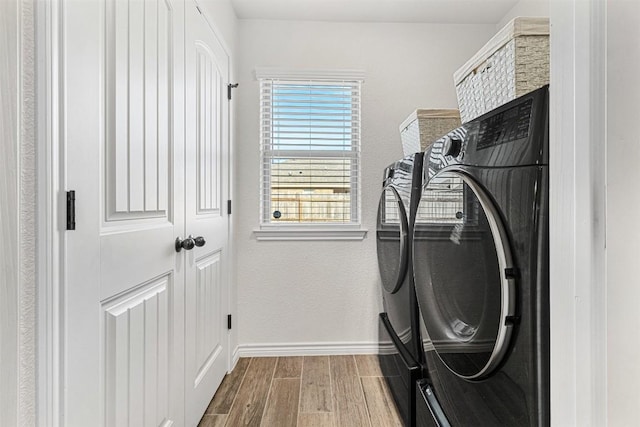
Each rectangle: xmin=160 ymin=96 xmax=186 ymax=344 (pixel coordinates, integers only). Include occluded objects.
xmin=413 ymin=169 xmax=515 ymax=380
xmin=376 ymin=186 xmax=409 ymax=294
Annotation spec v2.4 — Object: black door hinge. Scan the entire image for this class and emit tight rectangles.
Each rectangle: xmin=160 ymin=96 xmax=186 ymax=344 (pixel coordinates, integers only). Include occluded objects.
xmin=227 ymin=83 xmax=238 ymax=100
xmin=66 ymin=191 xmax=76 ymax=230
xmin=227 ymin=199 xmax=232 ymax=215
xmin=227 ymin=314 xmax=232 ymax=330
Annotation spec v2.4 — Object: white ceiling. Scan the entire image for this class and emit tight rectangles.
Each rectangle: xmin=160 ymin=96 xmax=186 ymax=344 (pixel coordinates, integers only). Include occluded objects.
xmin=230 ymin=0 xmax=521 ymax=24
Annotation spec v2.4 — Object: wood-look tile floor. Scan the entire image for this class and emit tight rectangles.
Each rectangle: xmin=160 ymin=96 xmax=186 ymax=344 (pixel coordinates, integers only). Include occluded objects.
xmin=198 ymin=355 xmax=403 ymax=427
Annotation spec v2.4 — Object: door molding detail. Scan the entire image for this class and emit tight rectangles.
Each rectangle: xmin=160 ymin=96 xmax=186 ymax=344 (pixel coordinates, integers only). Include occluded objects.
xmin=36 ymin=0 xmax=62 ymax=425
xmin=2 ymin=0 xmax=37 ymax=424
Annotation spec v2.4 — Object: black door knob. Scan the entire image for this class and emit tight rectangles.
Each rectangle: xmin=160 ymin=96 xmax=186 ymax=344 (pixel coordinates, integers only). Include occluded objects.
xmin=175 ymin=236 xmax=196 ymax=252
xmin=194 ymin=236 xmax=206 ymax=247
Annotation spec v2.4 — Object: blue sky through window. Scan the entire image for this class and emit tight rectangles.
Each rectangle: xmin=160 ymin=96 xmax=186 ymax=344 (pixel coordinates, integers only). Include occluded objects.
xmin=270 ymin=83 xmax=355 ymax=152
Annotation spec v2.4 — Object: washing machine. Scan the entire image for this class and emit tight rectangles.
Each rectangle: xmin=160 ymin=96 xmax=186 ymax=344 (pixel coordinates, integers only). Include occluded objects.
xmin=413 ymin=86 xmax=549 ymax=426
xmin=376 ymin=152 xmax=429 ymax=427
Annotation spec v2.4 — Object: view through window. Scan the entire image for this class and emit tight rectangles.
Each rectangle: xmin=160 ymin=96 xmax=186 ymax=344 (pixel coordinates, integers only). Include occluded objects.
xmin=259 ymin=73 xmax=362 ymax=225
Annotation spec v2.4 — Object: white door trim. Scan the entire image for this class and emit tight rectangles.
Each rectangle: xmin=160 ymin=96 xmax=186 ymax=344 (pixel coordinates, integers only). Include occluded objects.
xmin=192 ymin=0 xmax=236 ymax=374
xmin=1 ymin=0 xmax=37 ymax=424
xmin=36 ymin=0 xmax=62 ymax=425
xmin=549 ymin=1 xmax=607 ymax=425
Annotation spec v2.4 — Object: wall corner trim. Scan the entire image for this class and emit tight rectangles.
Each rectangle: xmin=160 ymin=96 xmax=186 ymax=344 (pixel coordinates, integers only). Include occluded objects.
xmin=231 ymin=346 xmax=241 ymax=371
xmin=549 ymin=0 xmax=608 ymax=425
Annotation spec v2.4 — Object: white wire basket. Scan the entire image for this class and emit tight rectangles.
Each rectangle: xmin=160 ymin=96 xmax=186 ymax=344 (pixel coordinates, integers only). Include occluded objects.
xmin=454 ymin=17 xmax=549 ymax=123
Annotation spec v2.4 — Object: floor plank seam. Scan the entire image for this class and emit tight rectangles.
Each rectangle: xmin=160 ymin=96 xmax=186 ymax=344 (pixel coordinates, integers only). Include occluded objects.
xmin=353 ymin=356 xmax=374 ymax=427
xmin=259 ymin=358 xmax=278 ymax=426
xmin=354 ymin=355 xmax=363 ymax=377
xmin=221 ymin=357 xmax=253 ymax=423
xmin=296 ymin=357 xmax=305 ymax=426
xmin=328 ymin=356 xmax=337 ymax=426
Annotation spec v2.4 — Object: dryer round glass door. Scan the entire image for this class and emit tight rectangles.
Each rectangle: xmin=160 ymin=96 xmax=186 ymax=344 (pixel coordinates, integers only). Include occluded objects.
xmin=376 ymin=186 xmax=409 ymax=294
xmin=413 ymin=169 xmax=515 ymax=380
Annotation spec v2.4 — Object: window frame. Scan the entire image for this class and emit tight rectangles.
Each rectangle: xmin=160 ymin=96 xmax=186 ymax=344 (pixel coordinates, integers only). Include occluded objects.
xmin=254 ymin=68 xmax=367 ymax=241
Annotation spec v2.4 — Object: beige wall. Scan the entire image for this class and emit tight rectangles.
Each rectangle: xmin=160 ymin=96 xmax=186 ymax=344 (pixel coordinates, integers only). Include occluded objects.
xmin=497 ymin=0 xmax=549 ymax=29
xmin=234 ymin=19 xmax=496 ymax=349
xmin=200 ymin=0 xmax=238 ymax=54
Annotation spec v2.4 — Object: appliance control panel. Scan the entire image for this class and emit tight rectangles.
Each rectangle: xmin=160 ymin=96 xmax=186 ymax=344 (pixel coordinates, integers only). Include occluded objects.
xmin=426 ymin=85 xmax=548 ymax=170
xmin=476 ymin=98 xmax=533 ymax=150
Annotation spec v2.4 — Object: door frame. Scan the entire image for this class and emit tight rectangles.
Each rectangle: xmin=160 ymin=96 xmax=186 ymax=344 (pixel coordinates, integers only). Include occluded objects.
xmin=1 ymin=0 xmax=37 ymax=424
xmin=35 ymin=1 xmax=236 ymax=425
xmin=36 ymin=0 xmax=63 ymax=425
xmin=548 ymin=1 xmax=607 ymax=426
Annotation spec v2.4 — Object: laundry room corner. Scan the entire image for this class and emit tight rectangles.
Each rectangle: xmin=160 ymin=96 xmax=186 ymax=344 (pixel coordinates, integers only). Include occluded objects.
xmin=11 ymin=0 xmax=640 ymax=424
xmin=232 ymin=19 xmax=498 ymax=355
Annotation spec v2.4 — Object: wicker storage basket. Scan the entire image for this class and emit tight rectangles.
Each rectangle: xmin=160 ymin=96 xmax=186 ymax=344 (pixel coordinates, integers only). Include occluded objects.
xmin=399 ymin=109 xmax=461 ymax=156
xmin=454 ymin=17 xmax=549 ymax=123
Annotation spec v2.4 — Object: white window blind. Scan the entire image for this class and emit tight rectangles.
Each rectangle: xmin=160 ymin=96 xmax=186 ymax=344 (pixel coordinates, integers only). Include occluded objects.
xmin=259 ymin=73 xmax=362 ymax=226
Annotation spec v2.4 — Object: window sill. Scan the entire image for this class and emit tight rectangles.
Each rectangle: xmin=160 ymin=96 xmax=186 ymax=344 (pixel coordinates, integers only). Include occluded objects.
xmin=253 ymin=226 xmax=368 ymax=241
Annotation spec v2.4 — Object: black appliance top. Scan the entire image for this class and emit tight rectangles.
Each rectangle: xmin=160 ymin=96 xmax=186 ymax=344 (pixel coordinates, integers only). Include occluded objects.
xmin=427 ymin=85 xmax=548 ymax=173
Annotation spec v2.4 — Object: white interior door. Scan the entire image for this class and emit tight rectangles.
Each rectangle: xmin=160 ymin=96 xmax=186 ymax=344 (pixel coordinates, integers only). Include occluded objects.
xmin=183 ymin=3 xmax=230 ymax=424
xmin=63 ymin=0 xmax=186 ymax=425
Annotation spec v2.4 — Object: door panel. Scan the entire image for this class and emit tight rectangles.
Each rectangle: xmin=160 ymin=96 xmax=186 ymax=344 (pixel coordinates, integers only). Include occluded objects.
xmin=100 ymin=225 xmax=175 ymax=300
xmin=103 ymin=275 xmax=171 ymax=427
xmin=106 ymin=0 xmax=172 ymax=220
xmin=64 ymin=0 xmax=185 ymax=425
xmin=195 ymin=252 xmax=223 ymax=381
xmin=63 ymin=0 xmax=229 ymax=424
xmin=184 ymin=3 xmax=229 ymax=424
xmin=195 ymin=43 xmax=222 ymax=214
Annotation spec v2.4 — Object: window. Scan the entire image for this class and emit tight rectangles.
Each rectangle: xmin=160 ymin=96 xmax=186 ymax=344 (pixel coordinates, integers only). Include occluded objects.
xmin=255 ymin=69 xmax=365 ymax=240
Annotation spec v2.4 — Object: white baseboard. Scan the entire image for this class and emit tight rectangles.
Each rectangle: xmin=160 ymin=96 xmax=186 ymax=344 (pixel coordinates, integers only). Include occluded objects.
xmin=231 ymin=345 xmax=241 ymax=370
xmin=236 ymin=341 xmax=379 ymax=358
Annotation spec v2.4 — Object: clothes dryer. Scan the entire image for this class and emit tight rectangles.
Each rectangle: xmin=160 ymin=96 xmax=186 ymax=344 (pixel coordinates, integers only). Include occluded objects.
xmin=413 ymin=86 xmax=549 ymax=426
xmin=376 ymin=152 xmax=429 ymax=427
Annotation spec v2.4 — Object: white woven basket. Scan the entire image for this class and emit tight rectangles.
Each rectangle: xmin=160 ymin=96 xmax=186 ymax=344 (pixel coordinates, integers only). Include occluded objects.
xmin=399 ymin=109 xmax=461 ymax=156
xmin=454 ymin=17 xmax=549 ymax=123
